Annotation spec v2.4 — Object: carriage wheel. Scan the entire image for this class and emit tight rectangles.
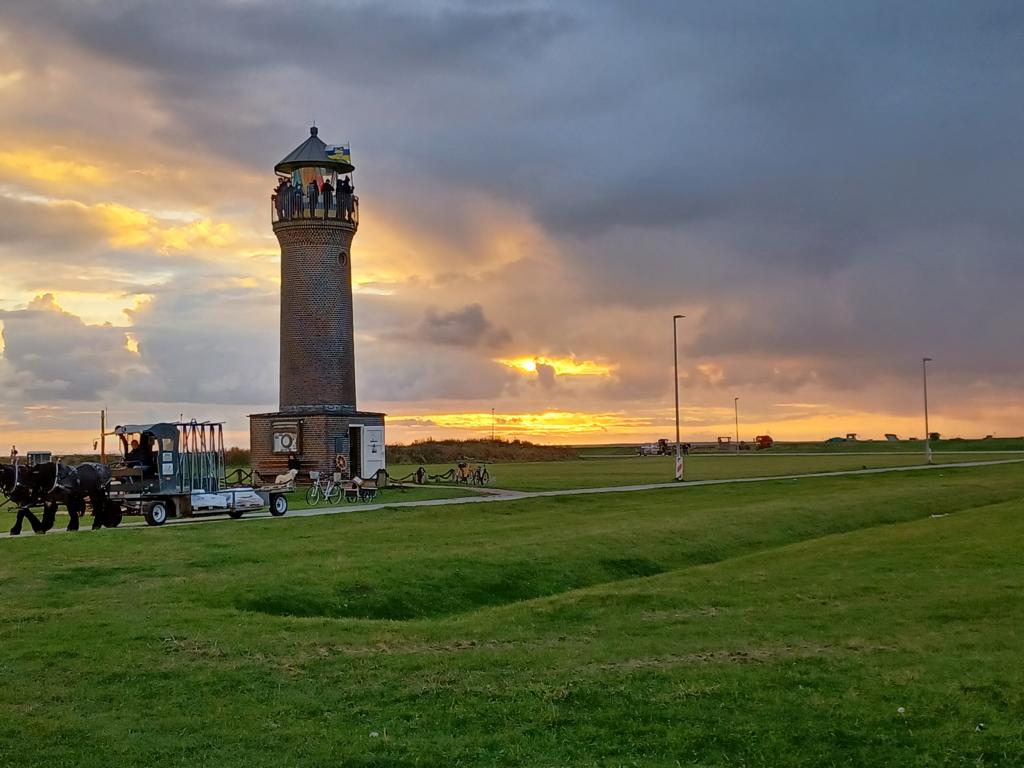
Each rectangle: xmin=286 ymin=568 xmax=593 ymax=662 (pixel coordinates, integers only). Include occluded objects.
xmin=144 ymin=501 xmax=169 ymax=527
xmin=270 ymin=494 xmax=288 ymax=517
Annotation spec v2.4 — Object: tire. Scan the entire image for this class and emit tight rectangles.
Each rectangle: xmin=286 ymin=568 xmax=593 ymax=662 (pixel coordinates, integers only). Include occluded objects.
xmin=305 ymin=485 xmax=321 ymax=506
xmin=480 ymin=469 xmax=490 ymax=485
xmin=270 ymin=494 xmax=288 ymax=517
xmin=144 ymin=501 xmax=169 ymax=527
xmin=326 ymin=485 xmax=342 ymax=505
xmin=345 ymin=490 xmax=359 ymax=504
xmin=105 ymin=513 xmax=123 ymax=528
xmin=228 ymin=509 xmax=245 ymax=519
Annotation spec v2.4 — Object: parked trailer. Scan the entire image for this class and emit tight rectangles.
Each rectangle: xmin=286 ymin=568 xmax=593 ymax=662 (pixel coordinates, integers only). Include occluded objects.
xmin=107 ymin=421 xmax=289 ymax=526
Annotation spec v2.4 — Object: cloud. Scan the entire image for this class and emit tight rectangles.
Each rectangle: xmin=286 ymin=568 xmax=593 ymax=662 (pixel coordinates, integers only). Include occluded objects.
xmin=1 ymin=0 xmax=1023 ymax=446
xmin=401 ymin=304 xmax=512 ymax=349
xmin=0 ymin=293 xmax=136 ymax=400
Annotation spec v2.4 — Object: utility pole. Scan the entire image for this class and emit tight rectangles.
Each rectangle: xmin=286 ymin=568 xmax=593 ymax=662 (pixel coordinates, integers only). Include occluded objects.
xmin=734 ymin=397 xmax=740 ymax=454
xmin=923 ymin=357 xmax=933 ymax=464
xmin=491 ymin=408 xmax=495 ymax=441
xmin=673 ymin=314 xmax=685 ymax=481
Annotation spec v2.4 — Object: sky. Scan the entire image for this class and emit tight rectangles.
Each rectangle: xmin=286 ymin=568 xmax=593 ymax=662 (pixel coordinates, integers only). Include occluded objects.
xmin=0 ymin=0 xmax=1021 ymax=453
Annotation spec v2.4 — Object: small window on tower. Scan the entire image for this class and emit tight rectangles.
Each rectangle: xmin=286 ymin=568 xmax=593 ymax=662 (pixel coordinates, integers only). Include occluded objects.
xmin=338 ymin=251 xmax=348 ymax=266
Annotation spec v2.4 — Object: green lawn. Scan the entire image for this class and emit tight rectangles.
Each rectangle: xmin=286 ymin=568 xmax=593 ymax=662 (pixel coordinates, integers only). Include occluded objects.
xmin=762 ymin=437 xmax=1024 ymax=453
xmin=391 ymin=451 xmax=1014 ymax=492
xmin=575 ymin=438 xmax=1024 ymax=456
xmin=0 ymin=464 xmax=1023 ymax=765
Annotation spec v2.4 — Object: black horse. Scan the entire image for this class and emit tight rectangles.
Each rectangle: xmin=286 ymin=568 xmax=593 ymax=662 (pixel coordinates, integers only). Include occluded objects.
xmin=0 ymin=462 xmax=54 ymax=534
xmin=1 ymin=462 xmax=115 ymax=535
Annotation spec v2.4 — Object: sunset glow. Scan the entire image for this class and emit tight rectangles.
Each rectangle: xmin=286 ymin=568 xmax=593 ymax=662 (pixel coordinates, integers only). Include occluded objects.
xmin=497 ymin=357 xmax=617 ymax=377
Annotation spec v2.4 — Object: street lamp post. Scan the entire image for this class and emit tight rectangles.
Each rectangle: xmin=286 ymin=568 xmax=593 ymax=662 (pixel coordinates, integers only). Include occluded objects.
xmin=673 ymin=314 xmax=685 ymax=481
xmin=922 ymin=357 xmax=933 ymax=464
xmin=734 ymin=397 xmax=740 ymax=454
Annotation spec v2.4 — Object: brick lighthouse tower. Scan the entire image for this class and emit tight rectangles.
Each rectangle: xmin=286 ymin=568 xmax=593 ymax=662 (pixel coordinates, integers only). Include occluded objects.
xmin=249 ymin=127 xmax=385 ymax=482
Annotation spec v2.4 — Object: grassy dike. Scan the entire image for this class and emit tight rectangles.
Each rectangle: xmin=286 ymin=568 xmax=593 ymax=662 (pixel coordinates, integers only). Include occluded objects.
xmin=0 ymin=464 xmax=1022 ymax=765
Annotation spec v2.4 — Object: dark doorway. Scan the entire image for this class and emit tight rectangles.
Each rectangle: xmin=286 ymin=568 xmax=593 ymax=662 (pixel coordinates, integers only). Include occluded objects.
xmin=348 ymin=426 xmax=362 ymax=478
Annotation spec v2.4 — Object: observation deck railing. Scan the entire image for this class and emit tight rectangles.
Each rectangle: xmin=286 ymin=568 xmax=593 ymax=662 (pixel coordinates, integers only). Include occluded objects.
xmin=271 ymin=191 xmax=359 ymax=225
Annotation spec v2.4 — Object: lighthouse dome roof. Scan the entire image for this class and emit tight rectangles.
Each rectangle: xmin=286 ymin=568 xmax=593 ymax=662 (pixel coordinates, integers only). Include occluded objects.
xmin=274 ymin=126 xmax=355 ymax=175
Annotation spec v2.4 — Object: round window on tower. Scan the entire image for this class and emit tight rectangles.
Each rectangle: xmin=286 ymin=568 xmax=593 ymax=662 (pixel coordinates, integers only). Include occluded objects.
xmin=338 ymin=251 xmax=348 ymax=266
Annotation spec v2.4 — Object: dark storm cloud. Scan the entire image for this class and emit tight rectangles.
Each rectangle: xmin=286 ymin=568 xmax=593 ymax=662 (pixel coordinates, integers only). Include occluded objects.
xmin=401 ymin=304 xmax=511 ymax=349
xmin=5 ymin=0 xmax=570 ymax=78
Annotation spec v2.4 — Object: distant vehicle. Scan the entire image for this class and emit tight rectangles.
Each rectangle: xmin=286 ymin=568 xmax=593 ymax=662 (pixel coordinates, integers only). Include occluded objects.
xmin=755 ymin=435 xmax=774 ymax=449
xmin=26 ymin=451 xmax=52 ymax=466
xmin=885 ymin=433 xmax=900 ymax=441
xmin=826 ymin=436 xmax=846 ymax=443
xmin=638 ymin=438 xmax=673 ymax=456
xmin=846 ymin=433 xmax=858 ymax=441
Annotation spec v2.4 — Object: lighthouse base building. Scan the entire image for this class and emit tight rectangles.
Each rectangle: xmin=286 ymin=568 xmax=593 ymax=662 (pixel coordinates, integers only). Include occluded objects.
xmin=249 ymin=127 xmax=385 ymax=482
xmin=249 ymin=408 xmax=385 ymax=482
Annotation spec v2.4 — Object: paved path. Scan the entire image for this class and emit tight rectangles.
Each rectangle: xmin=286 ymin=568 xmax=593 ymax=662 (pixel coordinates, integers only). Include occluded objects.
xmin=2 ymin=457 xmax=1021 ymax=541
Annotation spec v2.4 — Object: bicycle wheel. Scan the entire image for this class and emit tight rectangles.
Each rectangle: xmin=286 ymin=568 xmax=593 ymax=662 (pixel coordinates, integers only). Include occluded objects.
xmin=480 ymin=469 xmax=490 ymax=485
xmin=305 ymin=484 xmax=321 ymax=506
xmin=326 ymin=483 xmax=342 ymax=505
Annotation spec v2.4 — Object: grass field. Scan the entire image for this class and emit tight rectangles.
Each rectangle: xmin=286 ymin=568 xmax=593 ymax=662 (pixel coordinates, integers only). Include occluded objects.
xmin=1 ymin=462 xmax=1023 ymax=765
xmin=392 ymin=452 xmax=1012 ymax=492
xmin=577 ymin=438 xmax=1024 ymax=456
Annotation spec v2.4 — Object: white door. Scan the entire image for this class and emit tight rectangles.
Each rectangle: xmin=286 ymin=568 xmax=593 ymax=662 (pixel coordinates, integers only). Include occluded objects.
xmin=361 ymin=426 xmax=385 ymax=478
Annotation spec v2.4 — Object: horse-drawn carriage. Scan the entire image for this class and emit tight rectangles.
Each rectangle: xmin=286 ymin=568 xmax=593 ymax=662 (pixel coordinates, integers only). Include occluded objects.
xmin=107 ymin=421 xmax=289 ymax=526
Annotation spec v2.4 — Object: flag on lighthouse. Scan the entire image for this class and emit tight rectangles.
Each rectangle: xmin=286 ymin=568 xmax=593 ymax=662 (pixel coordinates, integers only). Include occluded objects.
xmin=326 ymin=144 xmax=351 ymax=164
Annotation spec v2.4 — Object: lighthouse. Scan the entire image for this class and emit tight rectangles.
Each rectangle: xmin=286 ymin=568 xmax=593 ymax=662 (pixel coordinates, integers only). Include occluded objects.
xmin=249 ymin=127 xmax=386 ymax=482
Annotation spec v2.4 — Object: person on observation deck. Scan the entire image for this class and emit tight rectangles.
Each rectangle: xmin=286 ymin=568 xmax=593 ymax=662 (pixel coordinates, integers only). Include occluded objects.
xmin=292 ymin=183 xmax=303 ymax=219
xmin=280 ymin=179 xmax=293 ymax=218
xmin=338 ymin=176 xmax=353 ymax=220
xmin=307 ymin=179 xmax=319 ymax=218
xmin=321 ymin=179 xmax=334 ymax=219
xmin=274 ymin=178 xmax=286 ymax=219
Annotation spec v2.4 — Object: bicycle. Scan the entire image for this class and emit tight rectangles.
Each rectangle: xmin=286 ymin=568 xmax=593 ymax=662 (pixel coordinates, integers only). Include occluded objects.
xmin=471 ymin=465 xmax=490 ymax=486
xmin=305 ymin=471 xmax=342 ymax=506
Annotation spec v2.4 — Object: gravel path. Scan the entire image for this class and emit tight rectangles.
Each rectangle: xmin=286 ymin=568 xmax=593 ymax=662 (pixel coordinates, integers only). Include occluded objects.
xmin=2 ymin=457 xmax=1021 ymax=540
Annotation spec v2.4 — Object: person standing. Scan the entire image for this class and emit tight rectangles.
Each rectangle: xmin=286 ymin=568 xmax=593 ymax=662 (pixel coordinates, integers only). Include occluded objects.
xmin=274 ymin=178 xmax=286 ymax=219
xmin=338 ymin=176 xmax=353 ymax=221
xmin=307 ymin=179 xmax=319 ymax=218
xmin=321 ymin=179 xmax=334 ymax=219
xmin=293 ymin=183 xmax=304 ymax=218
xmin=281 ymin=179 xmax=293 ymax=218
